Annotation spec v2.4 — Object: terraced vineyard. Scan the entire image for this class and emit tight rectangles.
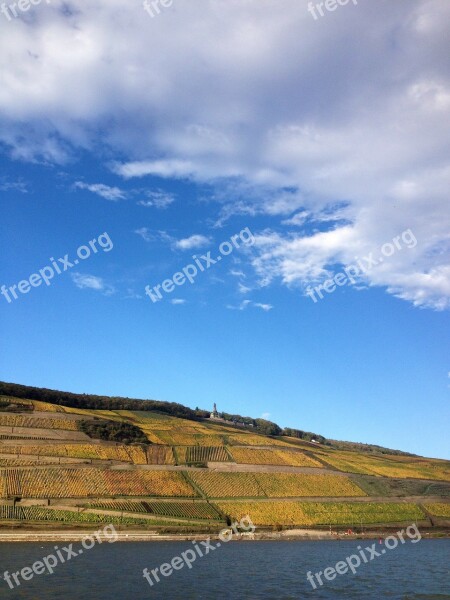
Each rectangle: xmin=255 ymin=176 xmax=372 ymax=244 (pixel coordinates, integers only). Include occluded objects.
xmin=0 ymin=505 xmax=174 ymax=525
xmin=0 ymin=443 xmax=147 ymax=464
xmin=228 ymin=434 xmax=288 ymax=447
xmin=0 ymin=468 xmax=197 ymax=498
xmin=299 ymin=502 xmax=426 ymax=525
xmin=315 ymin=450 xmax=450 ymax=482
xmin=30 ymin=400 xmax=65 ymax=412
xmin=229 ymin=447 xmax=322 ymax=467
xmin=87 ymin=500 xmax=149 ymax=513
xmin=0 ymin=435 xmax=57 ymax=441
xmin=188 ymin=471 xmax=364 ymax=498
xmin=157 ymin=432 xmax=226 ymax=446
xmin=188 ymin=472 xmax=266 ymax=498
xmin=145 ymin=501 xmax=223 ymax=520
xmin=424 ymin=503 xmax=450 ymax=517
xmin=0 ymin=415 xmax=78 ymax=430
xmin=0 ymin=396 xmax=33 ymax=407
xmin=88 ymin=500 xmax=223 ymax=521
xmin=142 ymin=431 xmax=169 ymax=445
xmin=176 ymin=446 xmax=230 ymax=464
xmin=216 ymin=501 xmax=309 ymax=525
xmin=0 ymin=458 xmax=53 ymax=467
xmin=216 ymin=501 xmax=426 ymax=526
xmin=255 ymin=473 xmax=365 ymax=497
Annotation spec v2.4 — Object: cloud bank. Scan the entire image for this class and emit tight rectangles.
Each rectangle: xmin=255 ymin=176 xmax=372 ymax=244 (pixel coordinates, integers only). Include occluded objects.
xmin=1 ymin=0 xmax=449 ymax=308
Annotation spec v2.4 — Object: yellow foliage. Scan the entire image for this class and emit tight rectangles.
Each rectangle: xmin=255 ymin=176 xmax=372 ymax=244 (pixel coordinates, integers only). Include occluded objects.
xmin=0 ymin=468 xmax=196 ymax=498
xmin=0 ymin=415 xmax=78 ymax=430
xmin=188 ymin=471 xmax=364 ymax=498
xmin=217 ymin=501 xmax=425 ymax=526
xmin=230 ymin=447 xmax=322 ymax=467
xmin=424 ymin=503 xmax=450 ymax=517
xmin=0 ymin=444 xmax=147 ymax=464
xmin=316 ymin=451 xmax=450 ymax=482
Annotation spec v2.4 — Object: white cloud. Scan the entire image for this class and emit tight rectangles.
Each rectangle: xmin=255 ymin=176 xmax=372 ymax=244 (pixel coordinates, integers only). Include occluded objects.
xmin=253 ymin=217 xmax=450 ymax=309
xmin=71 ymin=273 xmax=115 ymax=295
xmin=137 ymin=190 xmax=175 ymax=209
xmin=74 ymin=181 xmax=126 ymax=201
xmin=226 ymin=299 xmax=273 ymax=311
xmin=0 ymin=177 xmax=28 ymax=193
xmin=134 ymin=227 xmax=154 ymax=242
xmin=229 ymin=269 xmax=246 ymax=278
xmin=261 ymin=412 xmax=271 ymax=420
xmin=171 ymin=298 xmax=186 ymax=305
xmin=226 ymin=300 xmax=251 ymax=311
xmin=174 ymin=235 xmax=211 ymax=250
xmin=282 ymin=211 xmax=309 ymax=227
xmin=1 ymin=0 xmax=449 ymax=309
xmin=113 ymin=160 xmax=197 ymax=180
xmin=134 ymin=229 xmax=178 ymax=246
xmin=254 ymin=302 xmax=273 ymax=312
xmin=238 ymin=282 xmax=251 ymax=294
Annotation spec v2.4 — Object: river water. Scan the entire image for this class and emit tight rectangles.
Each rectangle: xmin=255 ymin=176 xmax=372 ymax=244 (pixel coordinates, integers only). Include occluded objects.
xmin=0 ymin=539 xmax=448 ymax=599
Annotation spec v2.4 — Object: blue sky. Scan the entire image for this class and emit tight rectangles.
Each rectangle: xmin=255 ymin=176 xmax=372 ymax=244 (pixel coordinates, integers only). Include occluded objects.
xmin=0 ymin=0 xmax=449 ymax=459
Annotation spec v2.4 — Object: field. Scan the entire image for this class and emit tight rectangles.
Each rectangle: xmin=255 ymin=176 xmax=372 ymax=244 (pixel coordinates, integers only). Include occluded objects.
xmin=0 ymin=444 xmax=147 ymax=464
xmin=176 ymin=446 xmax=230 ymax=464
xmin=227 ymin=434 xmax=289 ymax=447
xmin=188 ymin=472 xmax=266 ymax=498
xmin=0 ymin=458 xmax=55 ymax=467
xmin=423 ymin=503 xmax=450 ymax=517
xmin=0 ymin=505 xmax=177 ymax=526
xmin=86 ymin=500 xmax=149 ymax=513
xmin=299 ymin=502 xmax=426 ymax=525
xmin=144 ymin=501 xmax=223 ymax=520
xmin=229 ymin=447 xmax=322 ymax=467
xmin=314 ymin=450 xmax=450 ymax=482
xmin=216 ymin=501 xmax=308 ymax=525
xmin=141 ymin=431 xmax=169 ymax=445
xmin=254 ymin=473 xmax=365 ymax=497
xmin=0 ymin=415 xmax=78 ymax=430
xmin=188 ymin=471 xmax=364 ymax=498
xmin=87 ymin=500 xmax=223 ymax=521
xmin=30 ymin=400 xmax=66 ymax=412
xmin=216 ymin=501 xmax=426 ymax=526
xmin=0 ymin=396 xmax=33 ymax=407
xmin=352 ymin=475 xmax=450 ymax=498
xmin=0 ymin=468 xmax=197 ymax=498
xmin=156 ymin=432 xmax=226 ymax=446
xmin=0 ymin=505 xmax=185 ymax=527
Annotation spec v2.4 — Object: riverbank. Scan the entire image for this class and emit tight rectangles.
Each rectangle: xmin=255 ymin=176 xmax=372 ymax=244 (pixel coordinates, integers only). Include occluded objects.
xmin=0 ymin=528 xmax=448 ymax=543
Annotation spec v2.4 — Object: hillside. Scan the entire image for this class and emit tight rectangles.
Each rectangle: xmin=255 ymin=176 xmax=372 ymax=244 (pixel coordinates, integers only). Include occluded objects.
xmin=0 ymin=390 xmax=448 ymax=534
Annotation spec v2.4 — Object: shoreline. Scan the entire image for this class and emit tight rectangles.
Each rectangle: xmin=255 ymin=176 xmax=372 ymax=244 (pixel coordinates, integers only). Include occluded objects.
xmin=0 ymin=528 xmax=448 ymax=543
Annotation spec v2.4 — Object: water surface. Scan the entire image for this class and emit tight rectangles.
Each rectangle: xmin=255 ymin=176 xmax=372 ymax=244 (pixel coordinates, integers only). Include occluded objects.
xmin=0 ymin=539 xmax=448 ymax=599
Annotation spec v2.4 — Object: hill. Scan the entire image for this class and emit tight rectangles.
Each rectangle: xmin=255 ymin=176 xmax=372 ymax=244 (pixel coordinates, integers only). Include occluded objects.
xmin=0 ymin=386 xmax=448 ymax=535
xmin=0 ymin=381 xmax=415 ymax=453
